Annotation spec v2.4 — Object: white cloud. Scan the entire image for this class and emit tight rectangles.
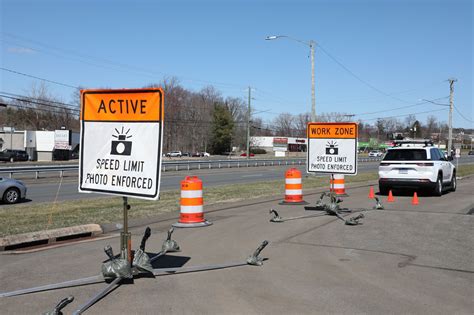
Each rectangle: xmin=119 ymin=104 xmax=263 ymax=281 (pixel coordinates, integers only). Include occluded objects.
xmin=7 ymin=46 xmax=36 ymax=54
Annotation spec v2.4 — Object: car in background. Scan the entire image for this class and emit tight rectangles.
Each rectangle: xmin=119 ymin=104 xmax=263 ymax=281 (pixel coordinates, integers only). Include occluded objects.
xmin=166 ymin=151 xmax=182 ymax=157
xmin=0 ymin=177 xmax=27 ymax=204
xmin=368 ymin=150 xmax=384 ymax=157
xmin=467 ymin=150 xmax=474 ymax=155
xmin=378 ymin=140 xmax=456 ymax=196
xmin=192 ymin=152 xmax=210 ymax=157
xmin=0 ymin=149 xmax=29 ymax=162
xmin=240 ymin=152 xmax=255 ymax=157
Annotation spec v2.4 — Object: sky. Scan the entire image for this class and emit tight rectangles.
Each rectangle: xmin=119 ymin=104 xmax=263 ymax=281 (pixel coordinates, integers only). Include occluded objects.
xmin=0 ymin=0 xmax=472 ymax=129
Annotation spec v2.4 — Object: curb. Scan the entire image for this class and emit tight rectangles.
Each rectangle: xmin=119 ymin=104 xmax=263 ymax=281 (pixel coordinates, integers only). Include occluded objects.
xmin=0 ymin=224 xmax=103 ymax=252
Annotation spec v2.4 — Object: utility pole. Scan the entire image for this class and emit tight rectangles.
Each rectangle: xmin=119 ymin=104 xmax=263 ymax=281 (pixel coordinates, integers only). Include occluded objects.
xmin=448 ymin=78 xmax=457 ymax=157
xmin=247 ymin=86 xmax=251 ymax=159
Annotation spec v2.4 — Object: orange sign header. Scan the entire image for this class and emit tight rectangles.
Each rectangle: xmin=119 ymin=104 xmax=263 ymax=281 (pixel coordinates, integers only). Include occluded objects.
xmin=81 ymin=88 xmax=163 ymax=122
xmin=307 ymin=122 xmax=358 ymax=139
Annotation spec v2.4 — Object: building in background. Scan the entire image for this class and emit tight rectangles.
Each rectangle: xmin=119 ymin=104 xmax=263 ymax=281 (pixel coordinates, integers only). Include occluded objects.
xmin=251 ymin=136 xmax=306 ymax=157
xmin=0 ymin=128 xmax=79 ymax=161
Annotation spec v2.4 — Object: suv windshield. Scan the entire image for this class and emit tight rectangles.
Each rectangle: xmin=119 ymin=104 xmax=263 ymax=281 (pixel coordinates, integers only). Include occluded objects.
xmin=383 ymin=149 xmax=427 ymax=161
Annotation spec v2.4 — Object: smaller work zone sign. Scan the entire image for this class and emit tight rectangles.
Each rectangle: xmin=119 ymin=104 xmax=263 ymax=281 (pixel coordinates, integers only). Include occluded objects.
xmin=79 ymin=88 xmax=164 ymax=200
xmin=307 ymin=122 xmax=358 ymax=175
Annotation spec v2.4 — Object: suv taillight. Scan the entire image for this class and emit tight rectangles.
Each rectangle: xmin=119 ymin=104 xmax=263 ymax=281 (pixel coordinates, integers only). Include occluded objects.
xmin=416 ymin=163 xmax=433 ymax=166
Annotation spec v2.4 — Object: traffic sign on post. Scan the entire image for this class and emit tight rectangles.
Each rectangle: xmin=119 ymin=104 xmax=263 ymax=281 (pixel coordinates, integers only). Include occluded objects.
xmin=79 ymin=88 xmax=164 ymax=200
xmin=307 ymin=122 xmax=358 ymax=175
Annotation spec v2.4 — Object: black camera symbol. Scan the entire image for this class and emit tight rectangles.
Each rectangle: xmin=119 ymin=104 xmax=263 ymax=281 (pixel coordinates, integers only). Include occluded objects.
xmin=111 ymin=135 xmax=132 ymax=156
xmin=326 ymin=145 xmax=338 ymax=155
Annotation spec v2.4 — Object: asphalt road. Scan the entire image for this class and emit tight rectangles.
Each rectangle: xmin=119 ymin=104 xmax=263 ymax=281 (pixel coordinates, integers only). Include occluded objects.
xmin=12 ymin=162 xmax=382 ymax=204
xmin=7 ymin=155 xmax=474 ymax=204
xmin=0 ymin=176 xmax=472 ymax=314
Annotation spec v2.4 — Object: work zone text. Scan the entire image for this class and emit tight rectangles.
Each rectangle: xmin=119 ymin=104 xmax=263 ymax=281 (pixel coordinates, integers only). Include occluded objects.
xmin=308 ymin=123 xmax=357 ymax=139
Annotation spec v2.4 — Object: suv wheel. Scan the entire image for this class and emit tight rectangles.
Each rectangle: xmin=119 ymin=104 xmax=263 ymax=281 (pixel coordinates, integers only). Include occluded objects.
xmin=3 ymin=188 xmax=20 ymax=204
xmin=379 ymin=185 xmax=389 ymax=195
xmin=449 ymin=172 xmax=457 ymax=192
xmin=433 ymin=175 xmax=443 ymax=197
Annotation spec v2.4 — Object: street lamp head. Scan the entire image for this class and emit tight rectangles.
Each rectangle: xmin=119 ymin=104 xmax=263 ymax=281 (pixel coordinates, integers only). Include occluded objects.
xmin=265 ymin=35 xmax=280 ymax=40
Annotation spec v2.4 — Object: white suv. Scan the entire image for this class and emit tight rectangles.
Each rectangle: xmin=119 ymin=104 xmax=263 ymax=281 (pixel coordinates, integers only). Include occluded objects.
xmin=378 ymin=140 xmax=456 ymax=196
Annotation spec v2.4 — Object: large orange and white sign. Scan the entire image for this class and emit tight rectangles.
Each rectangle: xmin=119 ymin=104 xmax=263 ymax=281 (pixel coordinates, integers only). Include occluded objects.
xmin=79 ymin=88 xmax=164 ymax=200
xmin=307 ymin=122 xmax=358 ymax=175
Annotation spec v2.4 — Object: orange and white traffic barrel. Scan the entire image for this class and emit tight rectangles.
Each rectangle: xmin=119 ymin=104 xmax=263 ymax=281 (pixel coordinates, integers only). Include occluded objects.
xmin=279 ymin=168 xmax=308 ymax=205
xmin=330 ymin=174 xmax=348 ymax=196
xmin=173 ymin=176 xmax=212 ymax=228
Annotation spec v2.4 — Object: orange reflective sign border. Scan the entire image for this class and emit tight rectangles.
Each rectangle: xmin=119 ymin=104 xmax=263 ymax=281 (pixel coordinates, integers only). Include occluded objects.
xmin=81 ymin=88 xmax=164 ymax=122
xmin=307 ymin=122 xmax=358 ymax=139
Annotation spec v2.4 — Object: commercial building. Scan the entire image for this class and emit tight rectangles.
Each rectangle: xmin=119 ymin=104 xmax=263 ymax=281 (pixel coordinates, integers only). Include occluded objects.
xmin=0 ymin=128 xmax=79 ymax=161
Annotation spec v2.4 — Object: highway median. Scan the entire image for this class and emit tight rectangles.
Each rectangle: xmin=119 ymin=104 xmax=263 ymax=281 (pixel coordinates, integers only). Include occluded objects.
xmin=1 ymin=165 xmax=473 ymax=238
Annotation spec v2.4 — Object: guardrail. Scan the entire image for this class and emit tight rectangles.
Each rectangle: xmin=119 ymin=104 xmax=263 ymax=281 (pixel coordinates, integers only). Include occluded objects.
xmin=0 ymin=157 xmax=383 ymax=179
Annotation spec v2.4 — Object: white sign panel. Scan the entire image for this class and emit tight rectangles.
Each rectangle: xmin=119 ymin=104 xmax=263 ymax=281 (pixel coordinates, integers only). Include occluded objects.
xmin=307 ymin=122 xmax=358 ymax=175
xmin=79 ymin=89 xmax=164 ymax=200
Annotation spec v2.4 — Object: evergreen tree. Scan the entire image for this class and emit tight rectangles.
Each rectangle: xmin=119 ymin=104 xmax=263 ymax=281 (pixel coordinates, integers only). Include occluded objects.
xmin=210 ymin=104 xmax=234 ymax=154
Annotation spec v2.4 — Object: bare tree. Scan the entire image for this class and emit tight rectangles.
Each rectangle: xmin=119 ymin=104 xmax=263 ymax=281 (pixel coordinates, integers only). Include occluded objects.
xmin=295 ymin=113 xmax=310 ymax=137
xmin=273 ymin=113 xmax=296 ymax=136
xmin=424 ymin=115 xmax=438 ymax=139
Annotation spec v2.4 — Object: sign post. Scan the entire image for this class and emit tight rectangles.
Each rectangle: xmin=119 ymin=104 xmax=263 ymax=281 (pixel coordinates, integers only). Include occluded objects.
xmin=307 ymin=122 xmax=358 ymax=189
xmin=79 ymin=88 xmax=164 ymax=262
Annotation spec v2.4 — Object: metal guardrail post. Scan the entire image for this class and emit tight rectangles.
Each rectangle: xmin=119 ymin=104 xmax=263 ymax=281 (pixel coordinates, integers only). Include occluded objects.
xmin=36 ymin=171 xmax=39 ymax=179
xmin=60 ymin=170 xmax=63 ymax=178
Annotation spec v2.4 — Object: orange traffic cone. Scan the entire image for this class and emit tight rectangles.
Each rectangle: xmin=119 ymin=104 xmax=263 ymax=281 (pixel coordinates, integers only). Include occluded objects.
xmin=387 ymin=190 xmax=395 ymax=202
xmin=368 ymin=186 xmax=375 ymax=199
xmin=412 ymin=192 xmax=419 ymax=205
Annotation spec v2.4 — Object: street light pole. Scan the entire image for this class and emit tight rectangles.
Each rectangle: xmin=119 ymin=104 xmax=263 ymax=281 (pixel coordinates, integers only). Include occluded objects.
xmin=266 ymin=35 xmax=316 ymax=121
xmin=247 ymin=86 xmax=251 ymax=159
xmin=447 ymin=78 xmax=457 ymax=157
xmin=310 ymin=40 xmax=316 ymax=122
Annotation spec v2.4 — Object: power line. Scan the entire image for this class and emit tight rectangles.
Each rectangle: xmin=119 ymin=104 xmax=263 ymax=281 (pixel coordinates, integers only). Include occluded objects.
xmin=317 ymin=43 xmax=411 ymax=104
xmin=351 ymin=96 xmax=449 ymax=117
xmin=2 ymin=32 xmax=247 ymax=90
xmin=453 ymin=105 xmax=474 ymax=123
xmin=0 ymin=67 xmax=78 ymax=89
xmin=0 ymin=91 xmax=78 ymax=108
xmin=0 ymin=94 xmax=79 ymax=113
xmin=361 ymin=108 xmax=448 ymax=122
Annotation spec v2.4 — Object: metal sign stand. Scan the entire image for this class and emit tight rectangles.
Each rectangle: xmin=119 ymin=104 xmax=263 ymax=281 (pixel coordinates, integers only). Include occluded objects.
xmin=121 ymin=197 xmax=132 ymax=264
xmin=0 ymin=221 xmax=268 ymax=314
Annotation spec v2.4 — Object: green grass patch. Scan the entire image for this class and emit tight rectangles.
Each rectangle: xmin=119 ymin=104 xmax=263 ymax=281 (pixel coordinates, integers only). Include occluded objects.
xmin=1 ymin=165 xmax=473 ymax=237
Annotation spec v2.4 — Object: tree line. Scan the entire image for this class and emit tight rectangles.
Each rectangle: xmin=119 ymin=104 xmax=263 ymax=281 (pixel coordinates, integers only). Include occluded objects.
xmin=0 ymin=80 xmax=465 ymax=154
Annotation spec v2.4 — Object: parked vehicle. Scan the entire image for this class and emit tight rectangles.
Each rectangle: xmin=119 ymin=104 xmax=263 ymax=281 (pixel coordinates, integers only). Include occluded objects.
xmin=0 ymin=177 xmax=27 ymax=204
xmin=240 ymin=152 xmax=255 ymax=157
xmin=378 ymin=140 xmax=456 ymax=196
xmin=166 ymin=151 xmax=182 ymax=157
xmin=368 ymin=150 xmax=384 ymax=157
xmin=192 ymin=152 xmax=210 ymax=157
xmin=0 ymin=149 xmax=29 ymax=162
xmin=468 ymin=150 xmax=474 ymax=155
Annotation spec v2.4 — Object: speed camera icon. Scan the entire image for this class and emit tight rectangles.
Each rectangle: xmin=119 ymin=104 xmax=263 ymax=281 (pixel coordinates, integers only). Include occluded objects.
xmin=111 ymin=127 xmax=132 ymax=156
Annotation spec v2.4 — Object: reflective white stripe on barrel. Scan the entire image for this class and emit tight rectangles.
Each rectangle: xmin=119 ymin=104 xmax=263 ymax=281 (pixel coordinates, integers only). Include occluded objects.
xmin=181 ymin=190 xmax=203 ymax=198
xmin=180 ymin=205 xmax=204 ymax=213
xmin=285 ymin=178 xmax=302 ymax=184
xmin=285 ymin=189 xmax=303 ymax=195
